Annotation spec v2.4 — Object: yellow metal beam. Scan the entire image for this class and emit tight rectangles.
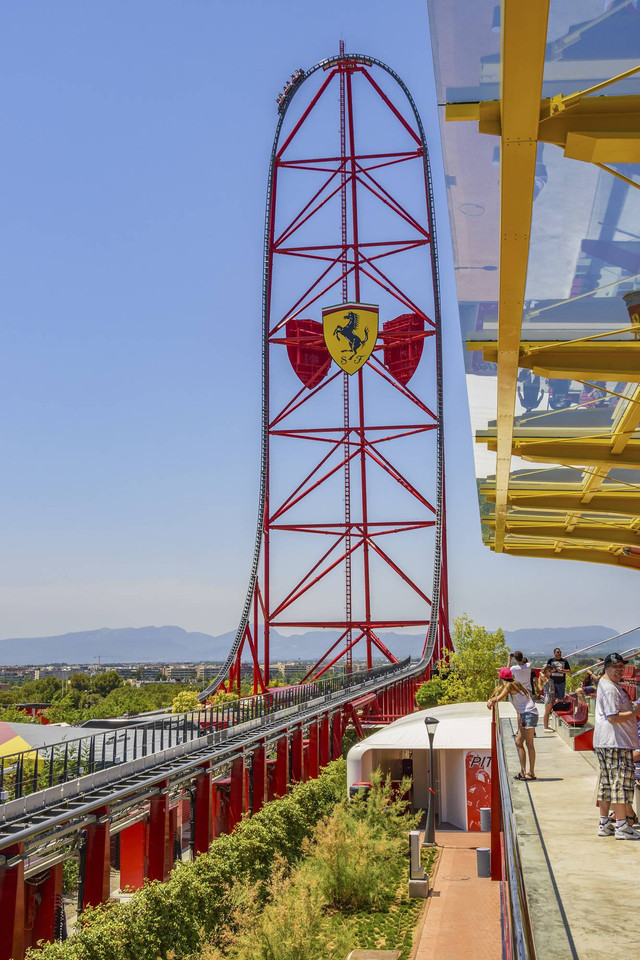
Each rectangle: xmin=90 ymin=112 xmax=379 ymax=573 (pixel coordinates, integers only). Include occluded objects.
xmin=447 ymin=95 xmax=640 ymax=165
xmin=491 ymin=520 xmax=640 ymax=550
xmin=480 ymin=483 xmax=640 ymax=518
xmin=467 ymin=340 xmax=640 ymax=383
xmin=496 ymin=543 xmax=640 ymax=571
xmin=491 ymin=0 xmax=550 ymax=550
xmin=611 ymin=386 xmax=640 ymax=454
xmin=480 ymin=435 xmax=640 ymax=470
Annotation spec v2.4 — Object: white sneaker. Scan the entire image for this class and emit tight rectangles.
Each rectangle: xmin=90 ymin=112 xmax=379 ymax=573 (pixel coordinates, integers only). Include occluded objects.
xmin=598 ymin=821 xmax=615 ymax=837
xmin=614 ymin=823 xmax=640 ymax=840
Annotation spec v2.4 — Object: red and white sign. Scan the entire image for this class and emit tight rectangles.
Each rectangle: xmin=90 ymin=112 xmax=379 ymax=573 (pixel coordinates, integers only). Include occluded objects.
xmin=465 ymin=751 xmax=491 ymax=831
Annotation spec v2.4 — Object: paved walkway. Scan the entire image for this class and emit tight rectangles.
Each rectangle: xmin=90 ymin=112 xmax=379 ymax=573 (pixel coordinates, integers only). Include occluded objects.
xmin=411 ymin=830 xmax=501 ymax=960
xmin=504 ymin=715 xmax=640 ymax=959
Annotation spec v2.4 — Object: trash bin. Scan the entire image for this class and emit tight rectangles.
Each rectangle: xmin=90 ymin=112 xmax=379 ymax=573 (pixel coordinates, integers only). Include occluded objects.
xmin=476 ymin=847 xmax=490 ymax=878
xmin=348 ymin=781 xmax=372 ymax=799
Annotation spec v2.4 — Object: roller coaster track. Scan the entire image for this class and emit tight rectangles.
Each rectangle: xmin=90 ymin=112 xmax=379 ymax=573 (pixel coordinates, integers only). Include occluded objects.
xmin=200 ymin=52 xmax=447 ymax=697
xmin=0 ymin=657 xmax=416 ymax=866
xmin=0 ymin=54 xmax=448 ymax=958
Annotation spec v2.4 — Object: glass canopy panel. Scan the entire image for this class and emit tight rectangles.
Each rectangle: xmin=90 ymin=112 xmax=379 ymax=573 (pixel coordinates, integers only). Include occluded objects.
xmin=427 ymin=0 xmax=640 ymax=515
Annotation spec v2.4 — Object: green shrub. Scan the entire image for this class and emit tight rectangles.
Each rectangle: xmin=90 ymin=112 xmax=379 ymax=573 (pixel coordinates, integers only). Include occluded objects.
xmin=28 ymin=760 xmax=347 ymax=960
xmin=195 ymin=772 xmax=420 ymax=960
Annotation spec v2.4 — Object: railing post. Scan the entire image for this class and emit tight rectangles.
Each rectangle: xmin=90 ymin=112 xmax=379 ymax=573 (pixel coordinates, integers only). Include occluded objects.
xmin=490 ymin=706 xmax=502 ymax=881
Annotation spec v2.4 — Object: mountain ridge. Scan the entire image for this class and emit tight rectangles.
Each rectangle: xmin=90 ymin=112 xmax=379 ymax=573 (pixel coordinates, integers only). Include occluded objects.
xmin=0 ymin=623 xmax=621 ymax=666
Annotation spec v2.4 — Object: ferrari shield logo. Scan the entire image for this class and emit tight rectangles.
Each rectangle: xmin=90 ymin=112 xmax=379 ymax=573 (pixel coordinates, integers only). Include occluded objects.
xmin=322 ymin=302 xmax=379 ymax=375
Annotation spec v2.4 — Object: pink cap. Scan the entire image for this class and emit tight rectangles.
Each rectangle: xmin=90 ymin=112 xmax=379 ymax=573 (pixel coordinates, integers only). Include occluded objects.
xmin=498 ymin=668 xmax=514 ymax=680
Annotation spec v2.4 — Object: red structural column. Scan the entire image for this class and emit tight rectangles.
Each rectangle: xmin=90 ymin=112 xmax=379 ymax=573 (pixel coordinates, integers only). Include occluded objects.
xmin=319 ymin=714 xmax=330 ymax=768
xmin=331 ymin=710 xmax=342 ymax=760
xmin=490 ymin=709 xmax=502 ymax=881
xmin=291 ymin=725 xmax=304 ymax=782
xmin=276 ymin=734 xmax=289 ymax=797
xmin=229 ymin=755 xmax=245 ymax=831
xmin=0 ymin=842 xmax=25 ymax=960
xmin=119 ymin=821 xmax=147 ymax=890
xmin=82 ymin=806 xmax=110 ymax=910
xmin=252 ymin=742 xmax=267 ymax=814
xmin=193 ymin=766 xmax=213 ymax=856
xmin=148 ymin=786 xmax=172 ymax=883
xmin=308 ymin=722 xmax=319 ymax=779
xmin=28 ymin=863 xmax=63 ymax=951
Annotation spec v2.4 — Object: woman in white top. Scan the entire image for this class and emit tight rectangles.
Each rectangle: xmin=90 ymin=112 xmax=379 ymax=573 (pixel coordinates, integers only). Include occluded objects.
xmin=487 ymin=667 xmax=539 ymax=780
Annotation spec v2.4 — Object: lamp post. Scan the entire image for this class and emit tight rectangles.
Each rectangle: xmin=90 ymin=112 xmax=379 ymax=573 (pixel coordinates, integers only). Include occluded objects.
xmin=424 ymin=716 xmax=439 ymax=846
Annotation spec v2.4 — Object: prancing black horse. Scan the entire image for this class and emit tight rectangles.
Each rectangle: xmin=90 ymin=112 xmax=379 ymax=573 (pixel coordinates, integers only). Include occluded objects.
xmin=333 ymin=311 xmax=368 ymax=357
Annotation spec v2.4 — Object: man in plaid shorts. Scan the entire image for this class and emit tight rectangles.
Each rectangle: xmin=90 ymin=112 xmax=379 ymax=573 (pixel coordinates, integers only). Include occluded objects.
xmin=594 ymin=653 xmax=640 ymax=840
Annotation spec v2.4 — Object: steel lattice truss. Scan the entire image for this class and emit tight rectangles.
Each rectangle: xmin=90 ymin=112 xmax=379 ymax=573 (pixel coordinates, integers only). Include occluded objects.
xmin=202 ymin=53 xmax=451 ymax=698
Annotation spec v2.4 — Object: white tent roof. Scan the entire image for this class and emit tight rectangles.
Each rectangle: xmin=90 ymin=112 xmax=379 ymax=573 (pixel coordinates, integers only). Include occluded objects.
xmin=355 ymin=702 xmax=516 ymax=752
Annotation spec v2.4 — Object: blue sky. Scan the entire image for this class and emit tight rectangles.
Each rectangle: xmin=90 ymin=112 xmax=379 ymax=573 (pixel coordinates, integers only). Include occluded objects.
xmin=0 ymin=1 xmax=635 ymax=642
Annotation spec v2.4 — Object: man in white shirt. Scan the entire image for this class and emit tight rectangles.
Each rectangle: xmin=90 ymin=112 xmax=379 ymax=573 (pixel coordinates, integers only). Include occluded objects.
xmin=508 ymin=651 xmax=533 ymax=695
xmin=594 ymin=652 xmax=640 ymax=840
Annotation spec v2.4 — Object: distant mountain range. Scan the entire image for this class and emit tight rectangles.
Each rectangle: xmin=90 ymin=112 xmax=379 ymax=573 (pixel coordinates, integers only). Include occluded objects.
xmin=0 ymin=623 xmax=622 ymax=667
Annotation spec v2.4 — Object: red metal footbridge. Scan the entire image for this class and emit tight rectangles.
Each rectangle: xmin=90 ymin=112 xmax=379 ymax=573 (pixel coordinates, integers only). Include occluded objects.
xmin=0 ymin=51 xmax=450 ymax=959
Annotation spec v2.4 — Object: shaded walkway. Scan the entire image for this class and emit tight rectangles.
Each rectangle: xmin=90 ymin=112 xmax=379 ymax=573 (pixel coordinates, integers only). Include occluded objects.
xmin=411 ymin=830 xmax=501 ymax=960
xmin=503 ymin=716 xmax=640 ymax=959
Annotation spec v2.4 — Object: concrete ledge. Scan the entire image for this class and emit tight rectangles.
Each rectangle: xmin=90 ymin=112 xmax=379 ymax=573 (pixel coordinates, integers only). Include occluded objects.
xmin=408 ymin=877 xmax=429 ymax=898
xmin=347 ymin=952 xmax=400 ymax=959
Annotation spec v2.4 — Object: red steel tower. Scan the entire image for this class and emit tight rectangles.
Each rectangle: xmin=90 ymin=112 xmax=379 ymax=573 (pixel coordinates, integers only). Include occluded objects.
xmin=204 ymin=51 xmax=450 ymax=696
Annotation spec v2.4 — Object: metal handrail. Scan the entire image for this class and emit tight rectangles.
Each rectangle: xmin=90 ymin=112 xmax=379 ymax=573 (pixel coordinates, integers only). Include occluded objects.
xmin=495 ymin=711 xmax=537 ymax=960
xmin=0 ymin=656 xmax=410 ymax=804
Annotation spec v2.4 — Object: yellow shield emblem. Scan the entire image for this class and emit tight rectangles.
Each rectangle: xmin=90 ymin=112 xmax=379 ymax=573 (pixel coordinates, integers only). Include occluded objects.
xmin=321 ymin=302 xmax=379 ymax=375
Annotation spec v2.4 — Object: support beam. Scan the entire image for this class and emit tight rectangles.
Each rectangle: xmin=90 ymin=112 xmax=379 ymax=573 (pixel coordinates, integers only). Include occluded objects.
xmin=0 ymin=843 xmax=25 ymax=960
xmin=193 ymin=767 xmax=212 ymax=856
xmin=307 ymin=720 xmax=319 ymax=780
xmin=275 ymin=734 xmax=289 ymax=796
xmin=319 ymin=714 xmax=330 ymax=768
xmin=495 ymin=520 xmax=640 ymax=550
xmin=82 ymin=806 xmax=111 ymax=909
xmin=148 ymin=785 xmax=172 ymax=883
xmin=492 ymin=0 xmax=551 ymax=549
xmin=331 ymin=710 xmax=343 ymax=760
xmin=29 ymin=864 xmax=63 ymax=951
xmin=481 ymin=483 xmax=640 ymax=518
xmin=252 ymin=743 xmax=267 ymax=814
xmin=229 ymin=756 xmax=245 ymax=832
xmin=450 ymin=94 xmax=640 ymax=165
xmin=291 ymin=725 xmax=304 ymax=783
xmin=500 ymin=542 xmax=640 ymax=570
xmin=480 ymin=435 xmax=640 ymax=469
xmin=468 ymin=340 xmax=640 ymax=383
xmin=119 ymin=821 xmax=147 ymax=890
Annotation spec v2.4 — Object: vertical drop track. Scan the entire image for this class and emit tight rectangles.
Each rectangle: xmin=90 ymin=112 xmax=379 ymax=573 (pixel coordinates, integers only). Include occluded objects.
xmin=201 ymin=52 xmax=451 ymax=699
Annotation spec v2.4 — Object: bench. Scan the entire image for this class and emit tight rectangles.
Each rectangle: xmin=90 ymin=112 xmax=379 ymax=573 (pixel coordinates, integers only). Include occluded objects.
xmin=560 ymin=700 xmax=589 ymax=726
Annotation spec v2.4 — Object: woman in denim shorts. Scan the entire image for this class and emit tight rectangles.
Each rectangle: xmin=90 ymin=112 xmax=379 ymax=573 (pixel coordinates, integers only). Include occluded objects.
xmin=488 ymin=667 xmax=539 ymax=781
